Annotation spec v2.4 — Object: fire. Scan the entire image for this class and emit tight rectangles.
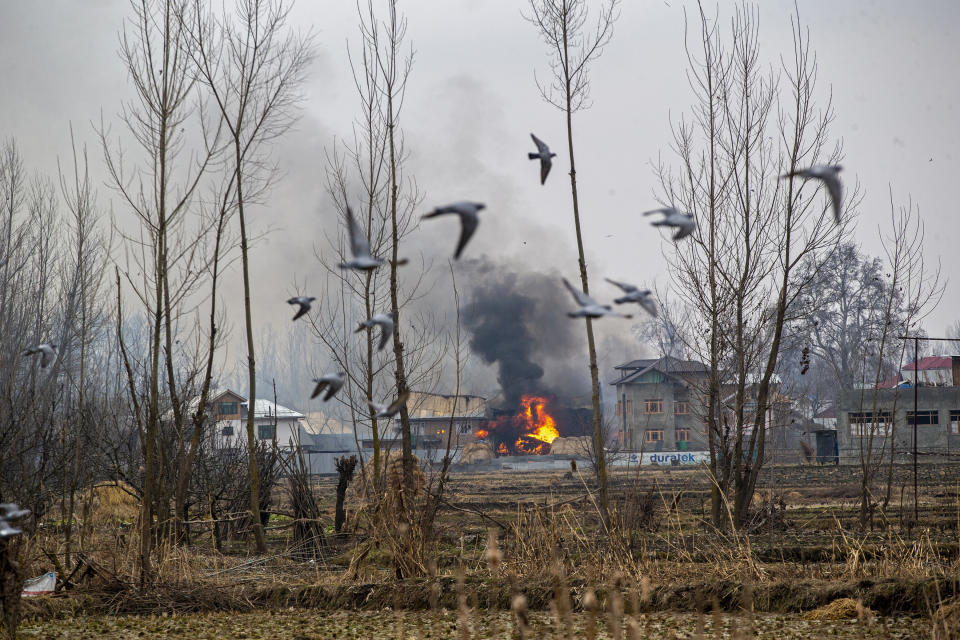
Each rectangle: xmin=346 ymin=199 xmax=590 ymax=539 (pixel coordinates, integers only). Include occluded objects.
xmin=514 ymin=395 xmax=559 ymax=454
xmin=477 ymin=394 xmax=562 ymax=456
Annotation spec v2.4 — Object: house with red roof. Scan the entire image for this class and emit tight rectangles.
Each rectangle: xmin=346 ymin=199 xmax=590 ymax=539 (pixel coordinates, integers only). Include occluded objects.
xmin=836 ymin=355 xmax=960 ymax=462
xmin=902 ymin=355 xmax=957 ymax=386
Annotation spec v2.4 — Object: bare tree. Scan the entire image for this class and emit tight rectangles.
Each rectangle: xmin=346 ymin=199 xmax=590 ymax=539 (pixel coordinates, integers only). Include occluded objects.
xmin=186 ymin=0 xmax=312 ymax=553
xmin=657 ymin=4 xmax=848 ymax=527
xmin=99 ymin=0 xmax=222 ymax=582
xmin=867 ymin=194 xmax=942 ymax=525
xmin=525 ymin=0 xmax=620 ymax=530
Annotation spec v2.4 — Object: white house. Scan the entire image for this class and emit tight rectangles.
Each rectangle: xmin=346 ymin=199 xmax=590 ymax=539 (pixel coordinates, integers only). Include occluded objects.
xmin=203 ymin=390 xmax=307 ymax=450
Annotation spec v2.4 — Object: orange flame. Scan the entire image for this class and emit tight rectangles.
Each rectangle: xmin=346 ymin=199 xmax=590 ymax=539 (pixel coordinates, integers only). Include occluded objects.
xmin=497 ymin=442 xmax=509 ymax=456
xmin=474 ymin=428 xmax=490 ymax=440
xmin=514 ymin=395 xmax=559 ymax=455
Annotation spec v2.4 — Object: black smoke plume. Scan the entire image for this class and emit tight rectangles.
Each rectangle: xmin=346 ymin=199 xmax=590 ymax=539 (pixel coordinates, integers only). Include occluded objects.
xmin=462 ymin=259 xmax=583 ymax=409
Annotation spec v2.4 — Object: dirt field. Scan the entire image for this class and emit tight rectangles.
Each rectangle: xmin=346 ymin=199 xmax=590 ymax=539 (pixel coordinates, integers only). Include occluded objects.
xmin=17 ymin=609 xmax=933 ymax=639
xmin=14 ymin=462 xmax=960 ymax=637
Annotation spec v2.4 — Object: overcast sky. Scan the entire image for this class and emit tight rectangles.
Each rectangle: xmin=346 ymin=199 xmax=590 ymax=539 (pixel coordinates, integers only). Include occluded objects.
xmin=2 ymin=0 xmax=958 ymax=395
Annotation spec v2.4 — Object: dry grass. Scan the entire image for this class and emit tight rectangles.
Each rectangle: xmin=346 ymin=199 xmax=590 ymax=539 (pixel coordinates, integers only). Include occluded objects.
xmin=7 ymin=463 xmax=960 ymax=637
xmin=801 ymin=597 xmax=871 ymax=621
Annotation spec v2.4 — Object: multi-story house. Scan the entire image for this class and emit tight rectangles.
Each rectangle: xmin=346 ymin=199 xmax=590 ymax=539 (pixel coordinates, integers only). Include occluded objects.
xmin=205 ymin=389 xmax=307 ymax=450
xmin=610 ymin=356 xmax=710 ymax=452
xmin=837 ymin=356 xmax=960 ymax=461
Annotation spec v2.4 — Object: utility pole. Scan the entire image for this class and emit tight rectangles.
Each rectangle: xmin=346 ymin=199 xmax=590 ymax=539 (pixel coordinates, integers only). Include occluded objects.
xmin=913 ymin=336 xmax=918 ymax=523
xmin=897 ymin=334 xmax=956 ymax=524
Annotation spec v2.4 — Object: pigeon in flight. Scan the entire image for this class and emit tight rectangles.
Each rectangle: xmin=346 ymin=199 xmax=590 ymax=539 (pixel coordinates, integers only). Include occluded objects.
xmin=311 ymin=371 xmax=345 ymax=401
xmin=528 ymin=133 xmax=556 ymax=185
xmin=356 ymin=312 xmax=395 ymax=351
xmin=369 ymin=390 xmax=410 ymax=419
xmin=0 ymin=503 xmax=29 ymax=539
xmin=23 ymin=343 xmax=57 ymax=368
xmin=0 ymin=503 xmax=30 ymax=521
xmin=0 ymin=519 xmax=21 ymax=539
xmin=605 ymin=279 xmax=657 ymax=317
xmin=421 ymin=202 xmax=485 ymax=260
xmin=287 ymin=296 xmax=315 ymax=321
xmin=562 ymin=278 xmax=631 ymax=319
xmin=339 ymin=205 xmax=385 ymax=271
xmin=644 ymin=207 xmax=696 ymax=241
xmin=780 ymin=164 xmax=843 ymax=224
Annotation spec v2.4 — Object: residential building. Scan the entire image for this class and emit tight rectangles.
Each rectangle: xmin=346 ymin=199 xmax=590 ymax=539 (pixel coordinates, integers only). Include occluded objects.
xmin=358 ymin=391 xmax=488 ymax=454
xmin=610 ymin=357 xmax=710 ymax=452
xmin=902 ymin=355 xmax=957 ymax=386
xmin=837 ymin=355 xmax=960 ymax=461
xmin=203 ymin=389 xmax=307 ymax=450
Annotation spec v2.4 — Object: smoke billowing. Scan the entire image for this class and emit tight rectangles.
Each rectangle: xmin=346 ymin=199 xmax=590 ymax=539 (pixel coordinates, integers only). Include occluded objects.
xmin=462 ymin=258 xmax=586 ymax=409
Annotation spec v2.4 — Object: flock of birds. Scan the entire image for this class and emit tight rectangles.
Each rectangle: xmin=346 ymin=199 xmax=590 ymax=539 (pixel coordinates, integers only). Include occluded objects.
xmin=5 ymin=134 xmax=844 ymax=538
xmin=285 ymin=133 xmax=844 ymax=415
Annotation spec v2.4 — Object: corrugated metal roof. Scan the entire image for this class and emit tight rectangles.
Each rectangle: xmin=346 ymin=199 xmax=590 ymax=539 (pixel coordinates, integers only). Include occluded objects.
xmin=610 ymin=356 xmax=709 ymax=385
xmin=903 ymin=356 xmax=953 ymax=371
xmin=614 ymin=358 xmax=659 ymax=370
xmin=243 ymin=399 xmax=304 ymax=419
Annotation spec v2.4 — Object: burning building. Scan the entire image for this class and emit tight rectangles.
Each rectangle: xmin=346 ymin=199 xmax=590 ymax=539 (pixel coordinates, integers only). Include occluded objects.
xmin=472 ymin=394 xmax=591 ymax=457
xmin=462 ymin=261 xmax=595 ymax=458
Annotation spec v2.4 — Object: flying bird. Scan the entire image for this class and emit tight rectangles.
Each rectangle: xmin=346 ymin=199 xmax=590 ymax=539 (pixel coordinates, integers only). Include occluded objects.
xmin=780 ymin=164 xmax=843 ymax=224
xmin=23 ymin=343 xmax=57 ymax=368
xmin=562 ymin=278 xmax=631 ymax=319
xmin=644 ymin=207 xmax=696 ymax=241
xmin=421 ymin=201 xmax=485 ymax=260
xmin=0 ymin=519 xmax=21 ymax=539
xmin=0 ymin=503 xmax=30 ymax=521
xmin=0 ymin=503 xmax=29 ymax=539
xmin=287 ymin=296 xmax=315 ymax=321
xmin=528 ymin=133 xmax=556 ymax=185
xmin=311 ymin=371 xmax=345 ymax=402
xmin=356 ymin=312 xmax=395 ymax=351
xmin=339 ymin=205 xmax=385 ymax=270
xmin=605 ymin=278 xmax=657 ymax=317
xmin=369 ymin=390 xmax=410 ymax=419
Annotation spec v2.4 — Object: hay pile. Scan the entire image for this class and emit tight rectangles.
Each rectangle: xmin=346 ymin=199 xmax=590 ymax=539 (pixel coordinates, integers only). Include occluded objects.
xmin=385 ymin=454 xmax=425 ymax=491
xmin=802 ymin=597 xmax=874 ymax=621
xmin=460 ymin=441 xmax=495 ymax=464
xmin=548 ymin=436 xmax=590 ymax=456
xmin=83 ymin=481 xmax=139 ymax=524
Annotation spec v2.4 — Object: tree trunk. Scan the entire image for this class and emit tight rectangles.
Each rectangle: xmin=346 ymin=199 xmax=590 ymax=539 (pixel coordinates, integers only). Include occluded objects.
xmin=561 ymin=14 xmax=610 ymax=532
xmin=235 ymin=150 xmax=267 ymax=554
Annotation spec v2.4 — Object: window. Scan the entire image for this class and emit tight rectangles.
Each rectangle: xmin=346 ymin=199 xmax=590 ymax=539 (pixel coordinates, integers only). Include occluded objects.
xmin=848 ymin=411 xmax=892 ymax=437
xmin=616 ymin=401 xmax=621 ymax=416
xmin=221 ymin=425 xmax=234 ymax=437
xmin=907 ymin=410 xmax=939 ymax=426
xmin=644 ymin=399 xmax=663 ymax=414
xmin=674 ymin=401 xmax=690 ymax=415
xmin=459 ymin=423 xmax=472 ymax=434
xmin=676 ymin=428 xmax=691 ymax=442
xmin=257 ymin=424 xmax=276 ymax=440
xmin=951 ymin=410 xmax=960 ymax=435
xmin=645 ymin=429 xmax=664 ymax=442
xmin=218 ymin=401 xmax=238 ymax=415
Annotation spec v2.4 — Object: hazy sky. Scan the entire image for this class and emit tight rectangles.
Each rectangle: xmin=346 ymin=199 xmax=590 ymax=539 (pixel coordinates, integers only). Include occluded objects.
xmin=2 ymin=0 xmax=958 ymax=396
